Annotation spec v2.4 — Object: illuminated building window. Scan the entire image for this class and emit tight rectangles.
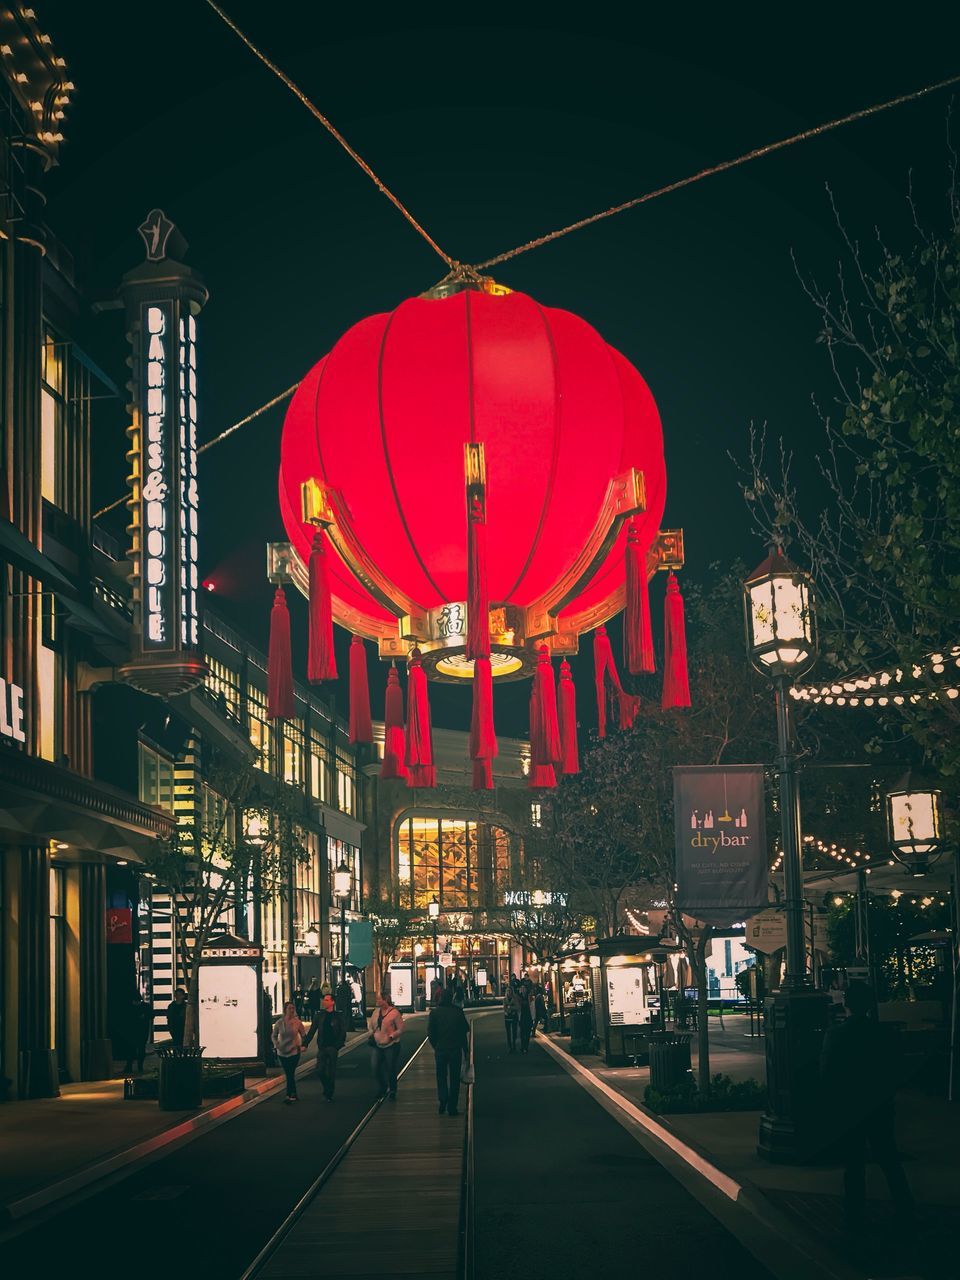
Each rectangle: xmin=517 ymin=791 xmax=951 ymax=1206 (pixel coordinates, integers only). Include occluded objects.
xmin=308 ymin=730 xmax=329 ymax=804
xmin=295 ymin=831 xmax=321 ymax=951
xmin=206 ymin=657 xmax=240 ymax=720
xmin=328 ymin=836 xmax=361 ymax=911
xmin=41 ymin=331 xmax=64 ymax=506
xmin=200 ymin=784 xmax=233 ymax=856
xmin=336 ymin=750 xmax=356 ymax=816
xmin=530 ymin=801 xmax=542 ymax=829
xmin=247 ymin=683 xmax=271 ymax=772
xmin=282 ymin=719 xmax=304 ymax=787
xmin=138 ymin=741 xmax=175 ymax=812
xmin=37 ymin=609 xmax=57 ymax=762
xmin=395 ymin=816 xmax=517 ymax=911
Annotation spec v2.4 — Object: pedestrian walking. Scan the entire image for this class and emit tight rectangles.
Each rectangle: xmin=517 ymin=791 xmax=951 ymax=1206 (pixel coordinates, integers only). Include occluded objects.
xmin=120 ymin=994 xmax=153 ymax=1074
xmin=306 ymin=977 xmax=322 ymax=1020
xmin=518 ymin=980 xmax=534 ymax=1054
xmin=165 ymin=988 xmax=187 ymax=1049
xmin=368 ymin=988 xmax=404 ymax=1099
xmin=428 ymin=988 xmax=469 ymax=1116
xmin=304 ymin=994 xmax=347 ymax=1101
xmin=430 ymin=973 xmax=444 ymax=1007
xmin=820 ymin=981 xmax=914 ymax=1229
xmin=503 ymin=985 xmax=520 ymax=1053
xmin=534 ymin=983 xmax=549 ymax=1036
xmin=273 ymin=1001 xmax=308 ymax=1104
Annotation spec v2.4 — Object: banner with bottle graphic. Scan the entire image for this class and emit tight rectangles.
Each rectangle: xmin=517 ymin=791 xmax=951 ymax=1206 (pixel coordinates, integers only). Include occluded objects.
xmin=673 ymin=764 xmax=769 ymax=926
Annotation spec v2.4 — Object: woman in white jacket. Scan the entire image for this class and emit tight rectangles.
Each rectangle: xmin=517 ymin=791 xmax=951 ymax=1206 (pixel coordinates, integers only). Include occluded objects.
xmin=273 ymin=1002 xmax=307 ymax=1104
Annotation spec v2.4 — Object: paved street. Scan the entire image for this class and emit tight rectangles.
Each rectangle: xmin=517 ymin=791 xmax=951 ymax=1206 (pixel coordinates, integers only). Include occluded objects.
xmin=473 ymin=1014 xmax=772 ymax=1280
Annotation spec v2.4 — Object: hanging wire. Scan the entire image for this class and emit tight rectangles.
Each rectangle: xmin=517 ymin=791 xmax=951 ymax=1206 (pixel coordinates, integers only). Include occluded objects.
xmin=203 ymin=0 xmax=457 ymax=271
xmin=475 ymin=71 xmax=960 ymax=269
xmin=91 ymin=382 xmax=298 ymax=520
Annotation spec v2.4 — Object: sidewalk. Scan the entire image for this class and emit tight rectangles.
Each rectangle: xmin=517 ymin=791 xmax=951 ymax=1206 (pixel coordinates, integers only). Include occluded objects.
xmin=547 ymin=1013 xmax=959 ymax=1279
xmin=0 ymin=1029 xmax=370 ymax=1225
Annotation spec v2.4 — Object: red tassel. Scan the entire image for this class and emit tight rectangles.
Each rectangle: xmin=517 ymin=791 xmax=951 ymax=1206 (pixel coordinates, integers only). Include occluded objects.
xmin=348 ymin=636 xmax=373 ymax=744
xmin=473 ymin=759 xmax=493 ymax=790
xmin=469 ymin=655 xmax=497 ymax=790
xmin=558 ymin=659 xmax=579 ymax=775
xmin=267 ymin=586 xmax=294 ymax=720
xmin=380 ymin=665 xmax=407 ymax=779
xmin=625 ymin=520 xmax=655 ymax=675
xmin=467 ymin=494 xmax=490 ymax=660
xmin=529 ymin=644 xmax=560 ymax=789
xmin=307 ymin=529 xmax=337 ymax=682
xmin=405 ymin=648 xmax=436 ymax=788
xmin=618 ymin=689 xmax=640 ymax=730
xmin=662 ymin=572 xmax=692 ymax=709
xmin=593 ymin=626 xmax=615 ymax=739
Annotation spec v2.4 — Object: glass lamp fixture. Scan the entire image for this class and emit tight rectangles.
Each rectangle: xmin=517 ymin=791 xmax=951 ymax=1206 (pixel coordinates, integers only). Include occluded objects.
xmin=886 ymin=780 xmax=944 ymax=876
xmin=245 ymin=812 xmax=266 ymax=846
xmin=743 ymin=547 xmax=817 ymax=678
xmin=303 ymin=925 xmax=320 ymax=951
xmin=428 ymin=896 xmax=441 ymax=920
xmin=333 ymin=860 xmax=353 ymax=901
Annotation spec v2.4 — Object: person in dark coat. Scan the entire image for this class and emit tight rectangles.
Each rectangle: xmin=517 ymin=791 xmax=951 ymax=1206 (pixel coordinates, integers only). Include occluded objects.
xmin=165 ymin=988 xmax=187 ymax=1049
xmin=820 ymin=981 xmax=914 ymax=1229
xmin=121 ymin=995 xmax=153 ymax=1074
xmin=518 ymin=979 xmax=534 ymax=1053
xmin=428 ymin=988 xmax=469 ymax=1116
xmin=304 ymin=994 xmax=347 ymax=1101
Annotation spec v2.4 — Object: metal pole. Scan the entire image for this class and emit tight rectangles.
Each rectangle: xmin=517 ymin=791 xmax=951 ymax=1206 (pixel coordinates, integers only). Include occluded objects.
xmin=949 ymin=849 xmax=960 ymax=1104
xmin=340 ymin=898 xmax=346 ymax=996
xmin=775 ymin=677 xmax=809 ymax=989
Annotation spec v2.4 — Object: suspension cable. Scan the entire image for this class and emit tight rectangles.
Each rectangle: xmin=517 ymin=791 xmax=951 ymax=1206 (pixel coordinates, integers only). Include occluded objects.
xmin=203 ymin=0 xmax=457 ymax=270
xmin=91 ymin=383 xmax=298 ymax=521
xmin=475 ymin=71 xmax=960 ymax=269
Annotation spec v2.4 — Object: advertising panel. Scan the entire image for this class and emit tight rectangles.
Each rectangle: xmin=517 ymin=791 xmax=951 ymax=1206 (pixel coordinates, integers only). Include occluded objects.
xmin=606 ymin=967 xmax=650 ymax=1026
xmin=198 ymin=962 xmax=259 ymax=1059
xmin=674 ymin=764 xmax=769 ymax=926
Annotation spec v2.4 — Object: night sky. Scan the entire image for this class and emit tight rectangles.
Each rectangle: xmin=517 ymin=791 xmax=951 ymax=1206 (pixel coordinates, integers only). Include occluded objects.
xmin=43 ymin=3 xmax=959 ymax=734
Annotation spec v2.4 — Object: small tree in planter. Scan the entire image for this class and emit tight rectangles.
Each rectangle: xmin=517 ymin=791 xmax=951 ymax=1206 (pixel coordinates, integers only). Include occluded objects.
xmin=150 ymin=754 xmax=309 ymax=1051
xmin=367 ymin=900 xmax=424 ymax=995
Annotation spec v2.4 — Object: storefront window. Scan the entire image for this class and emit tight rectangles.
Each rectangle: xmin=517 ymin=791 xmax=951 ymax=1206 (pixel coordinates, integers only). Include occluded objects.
xmin=395 ymin=816 xmax=516 ymax=910
xmin=49 ymin=865 xmax=66 ymax=1069
xmin=41 ymin=331 xmax=64 ymax=507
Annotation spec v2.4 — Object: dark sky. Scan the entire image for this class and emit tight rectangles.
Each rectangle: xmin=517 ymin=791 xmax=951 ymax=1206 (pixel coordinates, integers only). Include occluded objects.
xmin=44 ymin=2 xmax=959 ymax=734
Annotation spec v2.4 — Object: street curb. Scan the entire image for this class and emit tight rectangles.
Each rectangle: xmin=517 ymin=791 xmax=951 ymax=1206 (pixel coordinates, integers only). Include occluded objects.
xmin=0 ymin=1029 xmax=370 ymax=1227
xmin=539 ymin=1033 xmax=863 ymax=1280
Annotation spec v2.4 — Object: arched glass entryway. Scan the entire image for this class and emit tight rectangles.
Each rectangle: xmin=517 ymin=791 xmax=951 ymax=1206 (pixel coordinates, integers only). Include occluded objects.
xmin=395 ymin=814 xmax=520 ymax=911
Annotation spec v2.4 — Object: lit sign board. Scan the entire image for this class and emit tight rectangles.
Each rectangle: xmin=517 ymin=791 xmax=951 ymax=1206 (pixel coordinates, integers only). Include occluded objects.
xmin=142 ymin=303 xmax=171 ymax=645
xmin=606 ymin=967 xmax=651 ymax=1026
xmin=0 ymin=677 xmax=26 ymax=742
xmin=138 ymin=301 xmax=200 ymax=652
xmin=503 ymin=889 xmax=568 ymax=907
xmin=387 ymin=963 xmax=414 ymax=1010
xmin=177 ymin=313 xmax=199 ymax=647
xmin=198 ymin=962 xmax=259 ymax=1058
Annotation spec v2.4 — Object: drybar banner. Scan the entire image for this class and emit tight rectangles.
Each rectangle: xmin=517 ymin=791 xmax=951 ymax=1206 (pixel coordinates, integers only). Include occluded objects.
xmin=673 ymin=765 xmax=768 ymax=926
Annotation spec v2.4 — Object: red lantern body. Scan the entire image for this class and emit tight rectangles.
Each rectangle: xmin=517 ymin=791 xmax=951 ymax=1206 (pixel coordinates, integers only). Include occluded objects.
xmin=279 ymin=286 xmax=667 ymax=676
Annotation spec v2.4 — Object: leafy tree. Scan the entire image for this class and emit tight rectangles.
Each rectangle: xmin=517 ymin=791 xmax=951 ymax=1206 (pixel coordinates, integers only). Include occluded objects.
xmin=366 ymin=898 xmax=425 ymax=992
xmin=151 ymin=754 xmax=309 ymax=1048
xmin=501 ymin=893 xmax=582 ymax=965
xmin=743 ymin=176 xmax=960 ymax=779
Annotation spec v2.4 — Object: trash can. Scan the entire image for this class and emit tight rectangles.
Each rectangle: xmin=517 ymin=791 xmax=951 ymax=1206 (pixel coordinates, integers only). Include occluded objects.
xmin=569 ymin=1006 xmax=594 ymax=1054
xmin=648 ymin=1032 xmax=692 ymax=1090
xmin=157 ymin=1045 xmax=204 ymax=1110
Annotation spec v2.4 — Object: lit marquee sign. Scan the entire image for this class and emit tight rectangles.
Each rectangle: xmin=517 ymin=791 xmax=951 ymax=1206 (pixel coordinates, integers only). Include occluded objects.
xmin=118 ymin=212 xmax=208 ymax=696
xmin=177 ymin=313 xmax=200 ymax=647
xmin=143 ymin=303 xmax=171 ymax=645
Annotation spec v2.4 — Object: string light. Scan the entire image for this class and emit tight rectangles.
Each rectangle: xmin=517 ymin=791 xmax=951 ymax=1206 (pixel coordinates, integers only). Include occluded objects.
xmin=791 ymin=646 xmax=960 ymax=705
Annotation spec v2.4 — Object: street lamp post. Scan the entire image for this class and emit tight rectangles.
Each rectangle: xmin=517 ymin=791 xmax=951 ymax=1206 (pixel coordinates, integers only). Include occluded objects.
xmin=428 ymin=896 xmax=440 ymax=997
xmin=334 ymin=860 xmax=353 ymax=1024
xmin=744 ymin=547 xmax=831 ymax=1162
xmin=884 ymin=780 xmax=956 ymax=1100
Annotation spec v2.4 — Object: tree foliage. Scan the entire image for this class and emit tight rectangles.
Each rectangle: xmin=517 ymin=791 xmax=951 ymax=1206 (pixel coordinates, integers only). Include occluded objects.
xmin=150 ymin=753 xmax=309 ymax=1047
xmin=743 ymin=177 xmax=960 ymax=777
xmin=366 ymin=898 xmax=425 ymax=990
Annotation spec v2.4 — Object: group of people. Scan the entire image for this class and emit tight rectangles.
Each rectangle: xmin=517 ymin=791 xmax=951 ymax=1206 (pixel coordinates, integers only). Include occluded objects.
xmin=502 ymin=976 xmax=549 ymax=1054
xmin=271 ymin=992 xmax=349 ymax=1104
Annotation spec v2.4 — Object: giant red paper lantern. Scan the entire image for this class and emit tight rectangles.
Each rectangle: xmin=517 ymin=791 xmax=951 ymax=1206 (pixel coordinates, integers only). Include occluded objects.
xmin=277 ymin=281 xmax=678 ymax=683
